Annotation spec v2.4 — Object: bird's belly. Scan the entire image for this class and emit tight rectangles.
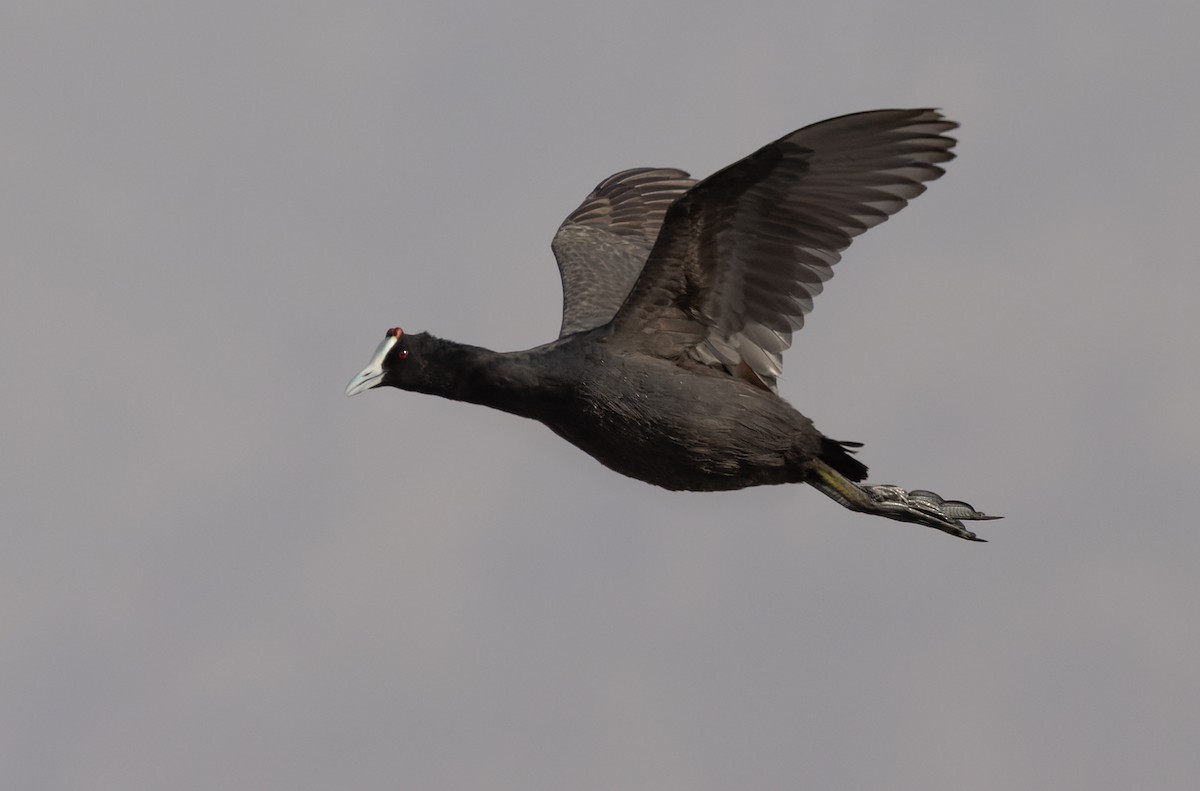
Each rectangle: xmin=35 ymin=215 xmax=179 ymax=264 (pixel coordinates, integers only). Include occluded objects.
xmin=543 ymin=397 xmax=799 ymax=492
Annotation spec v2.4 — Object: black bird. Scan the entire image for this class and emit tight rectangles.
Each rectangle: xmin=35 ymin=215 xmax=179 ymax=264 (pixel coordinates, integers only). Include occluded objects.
xmin=347 ymin=109 xmax=1000 ymax=540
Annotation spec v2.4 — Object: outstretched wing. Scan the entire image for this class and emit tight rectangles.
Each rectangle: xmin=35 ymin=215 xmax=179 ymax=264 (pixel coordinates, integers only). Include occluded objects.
xmin=609 ymin=109 xmax=958 ymax=392
xmin=551 ymin=168 xmax=696 ymax=337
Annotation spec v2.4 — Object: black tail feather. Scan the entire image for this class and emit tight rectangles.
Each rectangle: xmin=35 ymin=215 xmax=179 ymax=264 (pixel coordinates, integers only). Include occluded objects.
xmin=821 ymin=437 xmax=868 ymax=482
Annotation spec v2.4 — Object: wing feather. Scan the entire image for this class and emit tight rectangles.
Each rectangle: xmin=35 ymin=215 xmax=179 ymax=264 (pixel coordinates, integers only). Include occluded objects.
xmin=551 ymin=168 xmax=695 ymax=336
xmin=609 ymin=109 xmax=958 ymax=392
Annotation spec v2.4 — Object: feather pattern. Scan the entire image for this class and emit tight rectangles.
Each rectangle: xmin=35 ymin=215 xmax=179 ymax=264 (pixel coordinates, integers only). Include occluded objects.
xmin=607 ymin=109 xmax=957 ymax=392
xmin=552 ymin=168 xmax=696 ymax=337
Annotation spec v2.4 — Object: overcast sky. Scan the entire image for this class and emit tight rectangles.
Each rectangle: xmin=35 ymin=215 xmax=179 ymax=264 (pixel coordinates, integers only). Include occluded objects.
xmin=3 ymin=1 xmax=1198 ymax=789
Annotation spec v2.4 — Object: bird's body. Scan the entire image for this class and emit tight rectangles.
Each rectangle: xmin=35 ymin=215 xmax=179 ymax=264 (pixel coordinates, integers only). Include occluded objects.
xmin=348 ymin=109 xmax=999 ymax=540
xmin=538 ymin=334 xmax=834 ymax=491
xmin=544 ymin=347 xmax=819 ymax=492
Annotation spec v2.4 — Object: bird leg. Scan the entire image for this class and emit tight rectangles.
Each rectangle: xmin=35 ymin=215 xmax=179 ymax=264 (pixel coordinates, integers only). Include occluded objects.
xmin=808 ymin=461 xmax=1000 ymax=542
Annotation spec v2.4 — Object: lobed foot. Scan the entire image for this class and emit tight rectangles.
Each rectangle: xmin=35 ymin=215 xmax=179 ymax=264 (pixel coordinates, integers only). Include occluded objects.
xmin=809 ymin=461 xmax=1002 ymax=541
xmin=860 ymin=485 xmax=1001 ymax=542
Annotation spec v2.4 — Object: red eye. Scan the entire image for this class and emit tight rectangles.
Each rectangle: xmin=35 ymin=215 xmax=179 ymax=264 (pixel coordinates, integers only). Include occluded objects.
xmin=397 ymin=349 xmax=409 ymax=360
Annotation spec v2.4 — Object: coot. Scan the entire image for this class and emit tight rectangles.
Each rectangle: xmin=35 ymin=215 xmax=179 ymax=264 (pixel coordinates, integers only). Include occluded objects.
xmin=347 ymin=109 xmax=999 ymax=540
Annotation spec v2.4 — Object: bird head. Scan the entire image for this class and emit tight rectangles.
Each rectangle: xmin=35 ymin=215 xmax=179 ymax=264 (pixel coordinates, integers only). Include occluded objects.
xmin=345 ymin=327 xmax=412 ymax=396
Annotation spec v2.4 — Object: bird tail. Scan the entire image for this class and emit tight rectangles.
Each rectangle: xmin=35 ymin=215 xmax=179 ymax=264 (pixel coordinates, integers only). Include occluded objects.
xmin=820 ymin=437 xmax=868 ymax=482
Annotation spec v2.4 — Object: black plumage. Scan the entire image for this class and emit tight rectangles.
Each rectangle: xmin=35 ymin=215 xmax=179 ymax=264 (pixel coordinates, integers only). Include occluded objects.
xmin=347 ymin=109 xmax=999 ymax=540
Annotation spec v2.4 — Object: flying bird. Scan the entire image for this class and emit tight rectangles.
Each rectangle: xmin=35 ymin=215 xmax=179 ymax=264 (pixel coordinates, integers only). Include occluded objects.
xmin=347 ymin=109 xmax=1000 ymax=540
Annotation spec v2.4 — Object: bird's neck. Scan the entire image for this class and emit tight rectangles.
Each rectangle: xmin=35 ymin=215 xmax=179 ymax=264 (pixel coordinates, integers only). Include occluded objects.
xmin=407 ymin=334 xmax=556 ymax=420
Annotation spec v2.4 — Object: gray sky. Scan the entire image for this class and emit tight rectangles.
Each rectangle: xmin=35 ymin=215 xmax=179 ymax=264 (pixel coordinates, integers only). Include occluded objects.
xmin=4 ymin=1 xmax=1198 ymax=789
